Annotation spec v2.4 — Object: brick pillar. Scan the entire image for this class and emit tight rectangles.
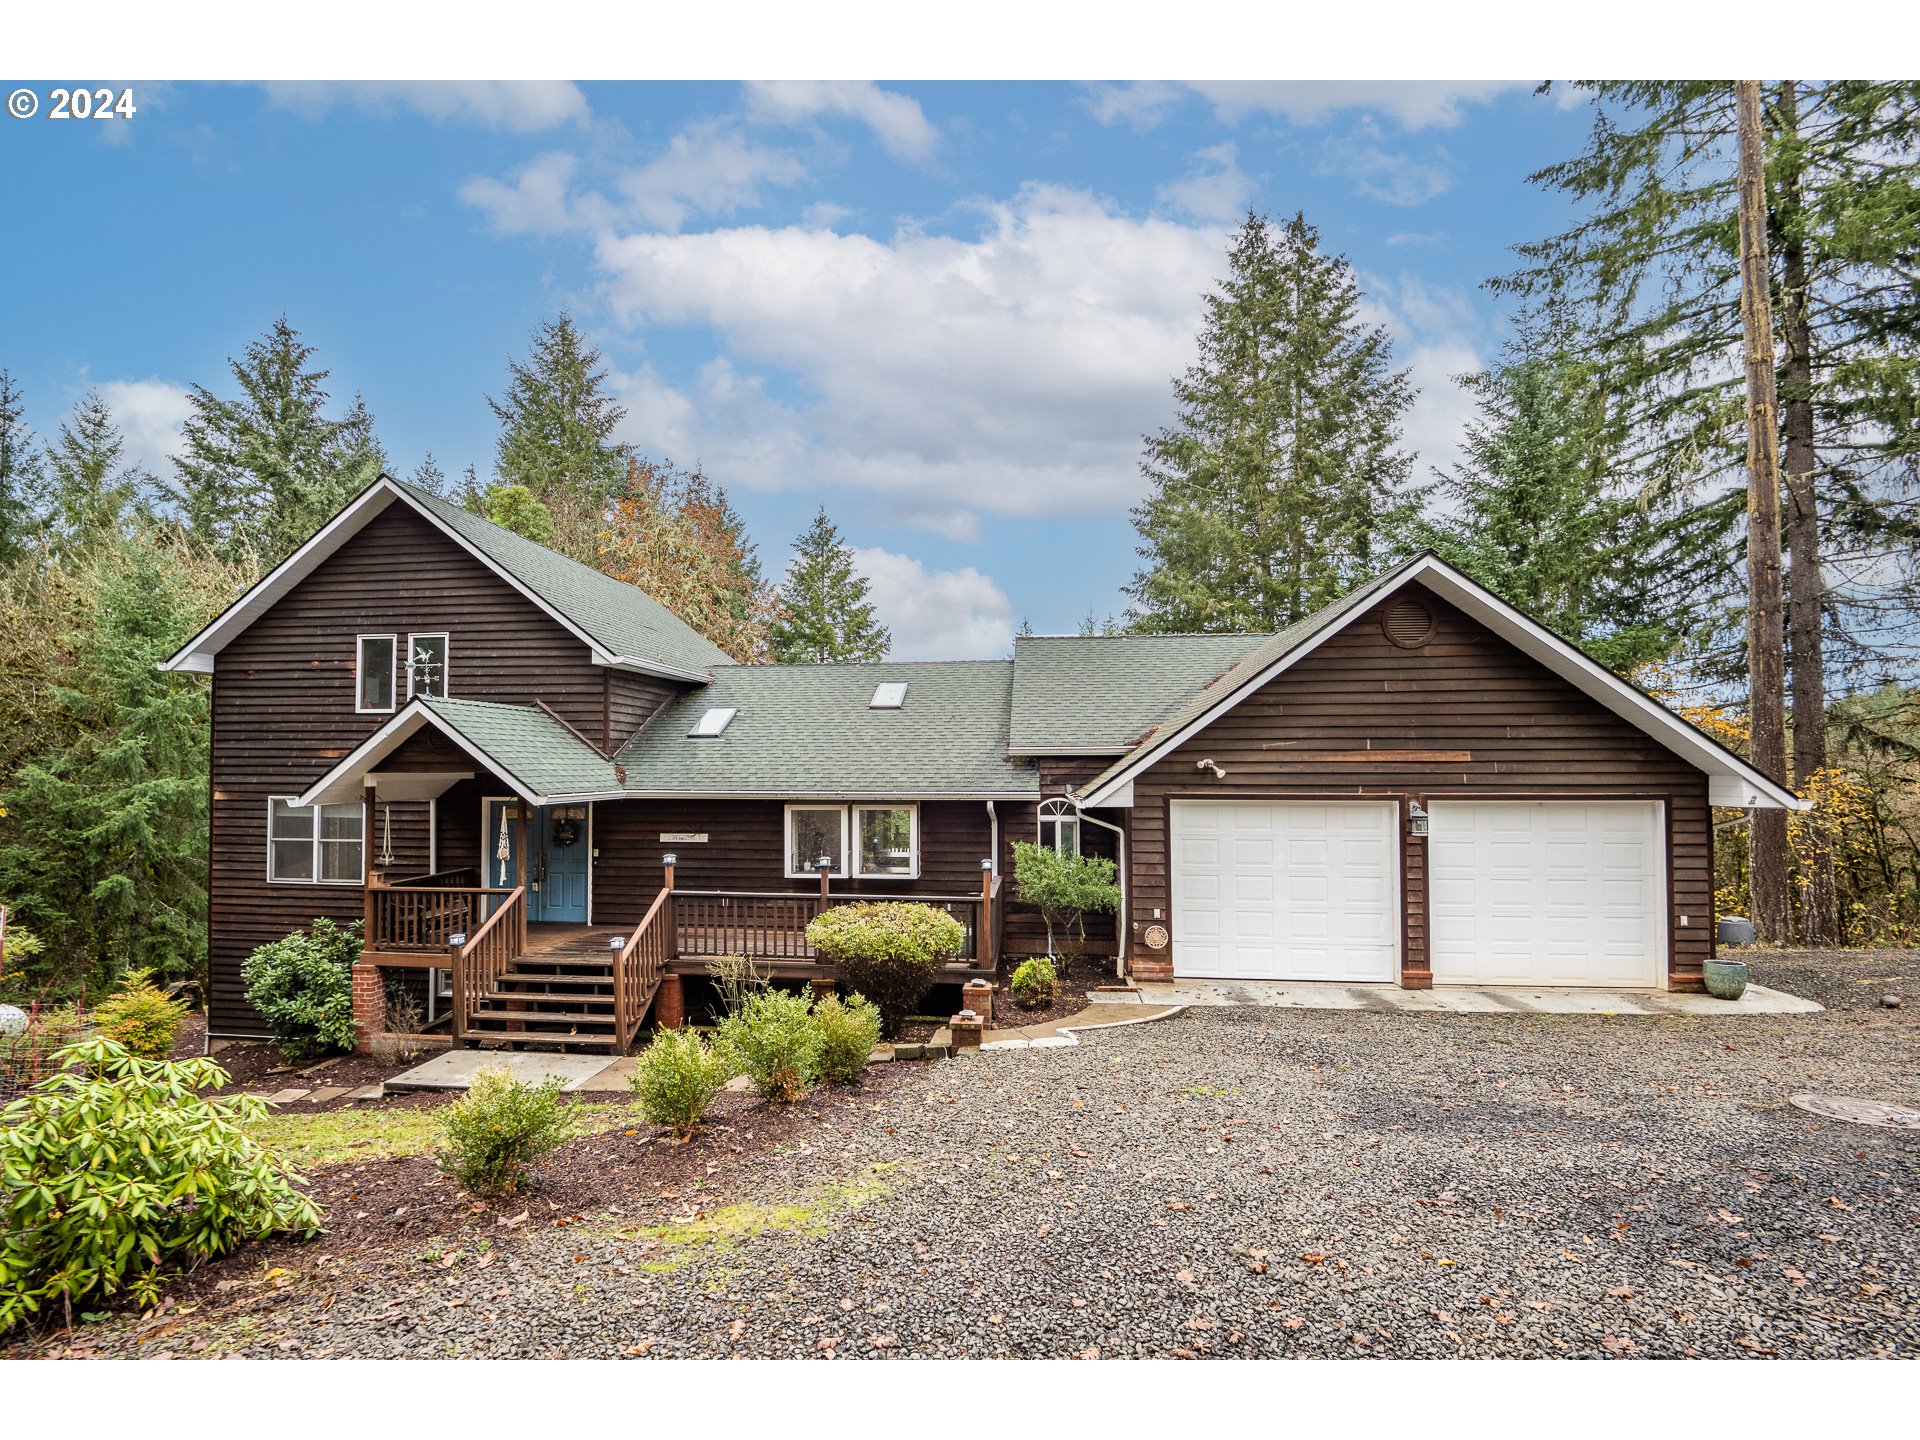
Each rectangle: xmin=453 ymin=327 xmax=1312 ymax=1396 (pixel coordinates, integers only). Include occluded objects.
xmin=809 ymin=976 xmax=837 ymax=1005
xmin=351 ymin=962 xmax=387 ymax=1053
xmin=962 ymin=978 xmax=993 ymax=1029
xmin=654 ymin=974 xmax=685 ymax=1030
xmin=950 ymin=1010 xmax=984 ymax=1050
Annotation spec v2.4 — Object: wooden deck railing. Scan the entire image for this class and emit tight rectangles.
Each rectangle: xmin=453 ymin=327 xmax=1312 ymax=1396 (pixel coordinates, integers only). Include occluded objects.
xmin=614 ymin=887 xmax=674 ymax=1049
xmin=672 ymin=889 xmax=985 ymax=960
xmin=365 ymin=873 xmax=514 ymax=952
xmin=450 ymin=885 xmax=526 ymax=1040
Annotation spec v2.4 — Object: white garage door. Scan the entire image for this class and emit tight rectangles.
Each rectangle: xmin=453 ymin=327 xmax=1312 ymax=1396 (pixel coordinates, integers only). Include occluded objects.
xmin=1170 ymin=801 xmax=1398 ymax=981
xmin=1429 ymin=801 xmax=1665 ymax=988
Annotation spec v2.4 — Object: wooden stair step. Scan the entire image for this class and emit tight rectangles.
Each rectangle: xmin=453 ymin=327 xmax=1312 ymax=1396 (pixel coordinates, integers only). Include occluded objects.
xmin=469 ymin=1005 xmax=615 ymax=1025
xmin=466 ymin=1031 xmax=618 ymax=1051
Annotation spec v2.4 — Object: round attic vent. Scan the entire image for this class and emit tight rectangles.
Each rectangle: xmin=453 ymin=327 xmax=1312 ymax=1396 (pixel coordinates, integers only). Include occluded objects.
xmin=1382 ymin=597 xmax=1434 ymax=649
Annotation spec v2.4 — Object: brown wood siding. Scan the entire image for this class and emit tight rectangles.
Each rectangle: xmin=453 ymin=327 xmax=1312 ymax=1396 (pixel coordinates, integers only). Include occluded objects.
xmin=1124 ymin=583 xmax=1714 ymax=989
xmin=993 ymin=755 xmax=1124 ymax=958
xmin=607 ymin=672 xmax=681 ymax=751
xmin=205 ymin=504 xmax=694 ymax=1034
xmin=589 ymin=799 xmax=999 ymax=929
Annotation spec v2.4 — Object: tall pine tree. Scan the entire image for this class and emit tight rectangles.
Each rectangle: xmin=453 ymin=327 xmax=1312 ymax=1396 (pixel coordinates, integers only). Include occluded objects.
xmin=169 ymin=316 xmax=384 ymax=565
xmin=44 ymin=390 xmax=144 ymax=560
xmin=1128 ymin=212 xmax=1417 ymax=632
xmin=770 ymin=508 xmax=890 ymax=663
xmin=488 ymin=313 xmax=634 ymax=563
xmin=0 ymin=369 xmax=46 ymax=566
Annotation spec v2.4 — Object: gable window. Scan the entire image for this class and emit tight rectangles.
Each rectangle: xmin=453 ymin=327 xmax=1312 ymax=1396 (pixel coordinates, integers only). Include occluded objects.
xmin=268 ymin=798 xmax=364 ymax=884
xmin=786 ymin=805 xmax=848 ymax=878
xmin=356 ymin=635 xmax=397 ymax=713
xmin=1038 ymin=798 xmax=1080 ymax=857
xmin=407 ymin=633 xmax=449 ymax=699
xmin=854 ymin=804 xmax=918 ymax=878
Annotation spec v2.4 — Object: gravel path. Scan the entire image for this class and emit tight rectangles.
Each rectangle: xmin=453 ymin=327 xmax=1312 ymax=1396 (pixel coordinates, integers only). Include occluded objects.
xmin=29 ymin=951 xmax=1920 ymax=1359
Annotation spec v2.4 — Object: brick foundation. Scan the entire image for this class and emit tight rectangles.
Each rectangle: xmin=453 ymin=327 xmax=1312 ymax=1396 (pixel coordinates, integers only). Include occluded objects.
xmin=654 ymin=974 xmax=685 ymax=1029
xmin=350 ymin=962 xmax=387 ymax=1053
xmin=962 ymin=978 xmax=993 ymax=1029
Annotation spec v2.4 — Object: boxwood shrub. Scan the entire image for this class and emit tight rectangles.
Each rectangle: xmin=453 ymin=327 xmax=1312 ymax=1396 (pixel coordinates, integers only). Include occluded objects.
xmin=240 ymin=918 xmax=362 ymax=1063
xmin=805 ymin=902 xmax=965 ymax=1038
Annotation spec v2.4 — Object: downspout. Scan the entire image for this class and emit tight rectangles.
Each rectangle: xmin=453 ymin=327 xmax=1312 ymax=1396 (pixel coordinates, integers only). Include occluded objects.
xmin=1066 ymin=789 xmax=1127 ymax=981
xmin=985 ymin=800 xmax=999 ymax=875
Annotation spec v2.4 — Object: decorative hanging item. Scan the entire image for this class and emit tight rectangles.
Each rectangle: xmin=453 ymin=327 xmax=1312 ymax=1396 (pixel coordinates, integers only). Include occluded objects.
xmin=552 ymin=810 xmax=580 ymax=848
xmin=495 ymin=804 xmax=512 ymax=887
xmin=377 ymin=803 xmax=396 ymax=868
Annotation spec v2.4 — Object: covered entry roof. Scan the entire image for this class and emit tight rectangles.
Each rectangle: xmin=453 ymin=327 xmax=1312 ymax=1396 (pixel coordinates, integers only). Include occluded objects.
xmin=297 ymin=696 xmax=623 ymax=808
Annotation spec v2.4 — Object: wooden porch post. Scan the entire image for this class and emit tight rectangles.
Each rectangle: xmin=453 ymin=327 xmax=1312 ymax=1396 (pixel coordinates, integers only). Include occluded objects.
xmin=979 ymin=858 xmax=994 ymax=965
xmin=816 ymin=856 xmax=832 ymax=916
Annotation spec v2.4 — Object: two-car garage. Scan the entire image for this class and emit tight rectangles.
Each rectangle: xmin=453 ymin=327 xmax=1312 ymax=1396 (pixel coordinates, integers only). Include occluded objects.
xmin=1169 ymin=798 xmax=1667 ymax=989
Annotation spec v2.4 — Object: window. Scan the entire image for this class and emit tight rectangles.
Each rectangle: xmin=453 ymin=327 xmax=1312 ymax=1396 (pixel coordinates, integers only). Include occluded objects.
xmin=869 ymin=682 xmax=908 ymax=709
xmin=786 ymin=805 xmax=849 ymax=878
xmin=268 ymin=798 xmax=364 ymax=884
xmin=854 ymin=804 xmax=918 ymax=878
xmin=356 ymin=635 xmax=396 ymax=713
xmin=690 ymin=707 xmax=739 ymax=737
xmin=1038 ymin=798 xmax=1080 ymax=857
xmin=407 ymin=633 xmax=449 ymax=699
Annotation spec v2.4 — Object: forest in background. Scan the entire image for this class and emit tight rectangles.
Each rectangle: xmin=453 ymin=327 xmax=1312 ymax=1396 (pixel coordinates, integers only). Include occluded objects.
xmin=1 ymin=81 xmax=1916 ymax=1004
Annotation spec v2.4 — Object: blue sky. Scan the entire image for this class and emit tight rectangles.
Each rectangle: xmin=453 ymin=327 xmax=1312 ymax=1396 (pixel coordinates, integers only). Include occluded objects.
xmin=1 ymin=79 xmax=1598 ymax=656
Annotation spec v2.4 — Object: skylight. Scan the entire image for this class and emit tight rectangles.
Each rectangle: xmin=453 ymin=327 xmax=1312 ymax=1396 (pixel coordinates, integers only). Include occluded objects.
xmin=869 ymin=682 xmax=908 ymax=710
xmin=689 ymin=707 xmax=738 ymax=737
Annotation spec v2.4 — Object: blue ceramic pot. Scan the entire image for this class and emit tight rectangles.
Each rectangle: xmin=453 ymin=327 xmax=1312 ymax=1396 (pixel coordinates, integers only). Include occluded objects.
xmin=1703 ymin=957 xmax=1749 ymax=1001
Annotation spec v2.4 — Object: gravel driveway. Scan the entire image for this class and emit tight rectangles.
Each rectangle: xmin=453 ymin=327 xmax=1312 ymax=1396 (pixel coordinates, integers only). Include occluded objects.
xmin=29 ymin=949 xmax=1920 ymax=1359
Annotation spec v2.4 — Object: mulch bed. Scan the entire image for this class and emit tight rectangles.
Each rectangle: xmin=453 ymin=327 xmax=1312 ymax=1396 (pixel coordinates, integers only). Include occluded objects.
xmin=986 ymin=955 xmax=1111 ymax=1028
xmin=171 ymin=1012 xmax=458 ymax=1110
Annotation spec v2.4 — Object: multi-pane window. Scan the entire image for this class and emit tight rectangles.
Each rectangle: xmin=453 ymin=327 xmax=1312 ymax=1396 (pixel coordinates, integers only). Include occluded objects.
xmin=407 ymin=633 xmax=449 ymax=699
xmin=854 ymin=804 xmax=916 ymax=877
xmin=268 ymin=798 xmax=364 ymax=883
xmin=786 ymin=805 xmax=847 ymax=878
xmin=356 ymin=635 xmax=397 ymax=713
xmin=1038 ymin=799 xmax=1080 ymax=857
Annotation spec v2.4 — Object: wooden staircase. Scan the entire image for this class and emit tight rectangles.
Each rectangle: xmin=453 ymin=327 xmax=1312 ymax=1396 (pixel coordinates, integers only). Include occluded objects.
xmin=462 ymin=925 xmax=629 ymax=1052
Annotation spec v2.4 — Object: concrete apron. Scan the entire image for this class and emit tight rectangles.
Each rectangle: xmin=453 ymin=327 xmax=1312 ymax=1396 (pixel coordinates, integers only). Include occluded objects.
xmin=1122 ymin=979 xmax=1823 ymax=1017
xmin=383 ymin=1049 xmax=614 ymax=1094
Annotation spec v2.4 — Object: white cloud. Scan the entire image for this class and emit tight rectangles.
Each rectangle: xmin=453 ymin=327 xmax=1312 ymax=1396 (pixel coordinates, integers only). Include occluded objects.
xmin=1155 ymin=142 xmax=1255 ymax=223
xmin=801 ymin=200 xmax=854 ymax=230
xmin=617 ymin=119 xmax=808 ymax=232
xmin=459 ymin=151 xmax=594 ymax=236
xmin=1083 ymin=81 xmax=1519 ymax=132
xmin=744 ymin=81 xmax=938 ymax=163
xmin=1358 ymin=272 xmax=1488 ymax=479
xmin=591 ymin=184 xmax=1232 ymax=528
xmin=262 ymin=81 xmax=589 ymax=132
xmin=94 ymin=378 xmax=193 ymax=479
xmin=852 ymin=547 xmax=1014 ymax=661
xmin=1385 ymin=230 xmax=1447 ymax=247
xmin=1314 ymin=120 xmax=1456 ymax=206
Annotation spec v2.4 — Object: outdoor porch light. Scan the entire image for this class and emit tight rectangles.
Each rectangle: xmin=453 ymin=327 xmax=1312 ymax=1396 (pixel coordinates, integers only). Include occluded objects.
xmin=1407 ymin=800 xmax=1430 ymax=837
xmin=447 ymin=932 xmax=466 ymax=949
xmin=816 ymin=855 xmax=833 ymax=870
xmin=608 ymin=935 xmax=625 ymax=951
xmin=662 ymin=852 xmax=677 ymax=868
xmin=981 ymin=857 xmax=993 ymax=870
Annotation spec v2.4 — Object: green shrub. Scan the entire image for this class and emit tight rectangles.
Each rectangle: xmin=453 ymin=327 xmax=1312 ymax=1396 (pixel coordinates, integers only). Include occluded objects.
xmin=631 ymin=1028 xmax=737 ymax=1142
xmin=0 ymin=1037 xmax=321 ymax=1332
xmin=1010 ymin=956 xmax=1059 ymax=1008
xmin=717 ymin=988 xmax=823 ymax=1103
xmin=240 ymin=918 xmax=362 ymax=1063
xmin=434 ymin=1067 xmax=576 ymax=1196
xmin=1011 ymin=841 xmax=1121 ymax=969
xmin=813 ymin=993 xmax=883 ymax=1082
xmin=806 ymin=902 xmax=964 ymax=1038
xmin=706 ymin=953 xmax=770 ymax=1018
xmin=90 ymin=970 xmax=188 ymax=1061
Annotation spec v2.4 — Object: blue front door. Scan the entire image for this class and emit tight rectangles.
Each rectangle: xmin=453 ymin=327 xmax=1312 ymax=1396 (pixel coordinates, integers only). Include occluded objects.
xmin=483 ymin=799 xmax=590 ymax=923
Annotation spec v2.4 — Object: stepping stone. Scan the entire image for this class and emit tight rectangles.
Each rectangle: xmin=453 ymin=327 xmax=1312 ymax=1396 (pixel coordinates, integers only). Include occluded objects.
xmin=344 ymin=1085 xmax=385 ymax=1102
xmin=306 ymin=1086 xmax=348 ymax=1104
xmin=723 ymin=1074 xmax=753 ymax=1092
xmin=262 ymin=1088 xmax=310 ymax=1105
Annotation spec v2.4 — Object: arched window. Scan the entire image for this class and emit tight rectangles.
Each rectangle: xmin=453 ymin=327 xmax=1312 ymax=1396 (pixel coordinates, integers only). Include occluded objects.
xmin=1037 ymin=797 xmax=1080 ymax=857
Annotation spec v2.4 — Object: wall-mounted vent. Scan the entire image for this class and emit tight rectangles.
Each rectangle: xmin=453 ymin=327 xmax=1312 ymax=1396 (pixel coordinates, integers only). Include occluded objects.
xmin=1382 ymin=598 xmax=1434 ymax=650
xmin=689 ymin=706 xmax=739 ymax=737
xmin=869 ymin=682 xmax=908 ymax=709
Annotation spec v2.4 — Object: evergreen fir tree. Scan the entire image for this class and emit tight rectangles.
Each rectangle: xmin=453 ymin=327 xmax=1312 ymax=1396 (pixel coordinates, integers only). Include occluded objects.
xmin=169 ymin=316 xmax=383 ymax=564
xmin=44 ymin=390 xmax=143 ymax=559
xmin=769 ymin=508 xmax=890 ymax=663
xmin=488 ymin=313 xmax=633 ymax=562
xmin=1127 ymin=212 xmax=1417 ymax=632
xmin=410 ymin=452 xmax=448 ymax=494
xmin=0 ymin=369 xmax=46 ymax=565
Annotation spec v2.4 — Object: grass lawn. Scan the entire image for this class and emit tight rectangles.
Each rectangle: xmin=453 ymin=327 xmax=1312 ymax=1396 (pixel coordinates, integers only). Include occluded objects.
xmin=246 ymin=1099 xmax=643 ymax=1168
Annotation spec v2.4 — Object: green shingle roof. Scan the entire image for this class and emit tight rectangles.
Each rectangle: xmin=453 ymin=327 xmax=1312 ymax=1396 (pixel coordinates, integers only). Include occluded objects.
xmin=418 ymin=696 xmax=621 ymax=800
xmin=614 ymin=661 xmax=1038 ymax=796
xmin=396 ymin=481 xmax=732 ymax=679
xmin=1009 ymin=633 xmax=1271 ymax=752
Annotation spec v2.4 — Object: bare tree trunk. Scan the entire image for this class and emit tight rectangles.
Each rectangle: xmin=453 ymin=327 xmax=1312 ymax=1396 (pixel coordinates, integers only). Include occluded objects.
xmin=1736 ymin=80 xmax=1793 ymax=945
xmin=1775 ymin=80 xmax=1837 ymax=945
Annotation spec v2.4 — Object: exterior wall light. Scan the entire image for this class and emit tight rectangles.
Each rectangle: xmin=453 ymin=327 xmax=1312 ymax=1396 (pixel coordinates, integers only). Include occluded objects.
xmin=1408 ymin=800 xmax=1430 ymax=837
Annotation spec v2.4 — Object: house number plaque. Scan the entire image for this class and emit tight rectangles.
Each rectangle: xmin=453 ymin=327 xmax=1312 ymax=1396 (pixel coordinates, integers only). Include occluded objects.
xmin=659 ymin=832 xmax=709 ymax=843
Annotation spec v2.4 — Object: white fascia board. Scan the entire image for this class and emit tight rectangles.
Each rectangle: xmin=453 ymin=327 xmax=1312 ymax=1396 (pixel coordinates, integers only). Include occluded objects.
xmin=588 ymin=649 xmax=715 ymax=685
xmin=613 ymin=789 xmax=1041 ymax=801
xmin=1079 ymin=554 xmax=1804 ymax=811
xmin=1004 ymin=745 xmax=1131 ymax=758
xmin=160 ymin=480 xmax=403 ymax=673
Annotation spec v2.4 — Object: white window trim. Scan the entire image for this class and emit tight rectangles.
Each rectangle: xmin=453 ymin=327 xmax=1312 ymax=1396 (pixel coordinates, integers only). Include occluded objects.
xmin=852 ymin=802 xmax=920 ymax=880
xmin=1038 ymin=797 xmax=1080 ymax=856
xmin=266 ymin=796 xmax=366 ymax=886
xmin=785 ymin=803 xmax=851 ymax=879
xmin=355 ymin=634 xmax=398 ymax=714
xmin=405 ymin=631 xmax=450 ymax=700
